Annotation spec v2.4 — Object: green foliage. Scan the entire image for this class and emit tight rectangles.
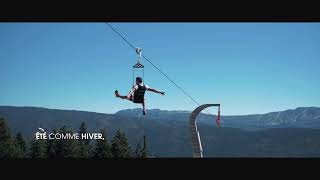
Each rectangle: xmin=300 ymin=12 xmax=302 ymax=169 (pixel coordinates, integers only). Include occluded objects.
xmin=0 ymin=139 xmax=17 ymax=158
xmin=0 ymin=117 xmax=19 ymax=158
xmin=1 ymin=116 xmax=140 ymax=158
xmin=47 ymin=129 xmax=58 ymax=158
xmin=111 ymin=129 xmax=132 ymax=158
xmin=78 ymin=122 xmax=92 ymax=158
xmin=0 ymin=117 xmax=10 ymax=141
xmin=93 ymin=128 xmax=112 ymax=158
xmin=54 ymin=126 xmax=80 ymax=158
xmin=29 ymin=139 xmax=48 ymax=158
xmin=16 ymin=132 xmax=27 ymax=153
xmin=14 ymin=132 xmax=27 ymax=157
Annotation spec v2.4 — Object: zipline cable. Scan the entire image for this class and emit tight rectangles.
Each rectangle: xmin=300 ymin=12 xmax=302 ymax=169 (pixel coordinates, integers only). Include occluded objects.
xmin=106 ymin=22 xmax=213 ymax=114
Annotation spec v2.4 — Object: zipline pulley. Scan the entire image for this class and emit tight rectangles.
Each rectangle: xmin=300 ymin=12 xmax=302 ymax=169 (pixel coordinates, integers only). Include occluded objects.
xmin=132 ymin=47 xmax=144 ymax=85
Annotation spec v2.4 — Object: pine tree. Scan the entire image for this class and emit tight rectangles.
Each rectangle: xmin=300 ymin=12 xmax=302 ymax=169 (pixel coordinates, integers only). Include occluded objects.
xmin=29 ymin=139 xmax=48 ymax=158
xmin=47 ymin=129 xmax=58 ymax=158
xmin=14 ymin=132 xmax=27 ymax=158
xmin=54 ymin=126 xmax=80 ymax=158
xmin=0 ymin=117 xmax=17 ymax=158
xmin=111 ymin=129 xmax=132 ymax=158
xmin=93 ymin=128 xmax=112 ymax=158
xmin=78 ymin=122 xmax=92 ymax=158
xmin=0 ymin=117 xmax=10 ymax=141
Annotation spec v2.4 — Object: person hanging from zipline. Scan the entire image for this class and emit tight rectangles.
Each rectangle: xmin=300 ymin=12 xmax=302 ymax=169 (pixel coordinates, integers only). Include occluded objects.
xmin=115 ymin=76 xmax=165 ymax=115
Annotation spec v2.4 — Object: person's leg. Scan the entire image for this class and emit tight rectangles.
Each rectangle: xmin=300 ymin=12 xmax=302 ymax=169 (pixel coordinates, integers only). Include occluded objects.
xmin=142 ymin=100 xmax=146 ymax=115
xmin=115 ymin=90 xmax=131 ymax=100
xmin=126 ymin=87 xmax=135 ymax=99
xmin=142 ymin=102 xmax=145 ymax=110
xmin=118 ymin=95 xmax=129 ymax=100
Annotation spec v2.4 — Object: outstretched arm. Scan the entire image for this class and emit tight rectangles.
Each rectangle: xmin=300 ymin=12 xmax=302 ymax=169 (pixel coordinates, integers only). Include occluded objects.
xmin=148 ymin=88 xmax=165 ymax=95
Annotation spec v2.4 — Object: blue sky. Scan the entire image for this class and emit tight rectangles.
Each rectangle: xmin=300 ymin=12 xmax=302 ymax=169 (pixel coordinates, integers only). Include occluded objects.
xmin=1 ymin=23 xmax=320 ymax=115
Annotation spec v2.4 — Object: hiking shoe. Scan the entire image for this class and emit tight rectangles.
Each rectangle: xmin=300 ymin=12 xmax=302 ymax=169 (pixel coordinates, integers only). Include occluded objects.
xmin=115 ymin=90 xmax=120 ymax=97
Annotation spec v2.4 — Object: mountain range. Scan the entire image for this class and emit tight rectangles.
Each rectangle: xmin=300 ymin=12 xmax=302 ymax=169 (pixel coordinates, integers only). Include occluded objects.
xmin=1 ymin=106 xmax=320 ymax=157
xmin=116 ymin=107 xmax=320 ymax=130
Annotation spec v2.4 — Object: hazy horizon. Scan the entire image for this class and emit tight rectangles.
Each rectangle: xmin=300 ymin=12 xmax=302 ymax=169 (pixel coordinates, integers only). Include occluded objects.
xmin=1 ymin=105 xmax=319 ymax=116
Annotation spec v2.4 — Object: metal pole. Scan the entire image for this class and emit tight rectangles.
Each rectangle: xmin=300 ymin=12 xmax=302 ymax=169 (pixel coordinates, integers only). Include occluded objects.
xmin=189 ymin=104 xmax=220 ymax=158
